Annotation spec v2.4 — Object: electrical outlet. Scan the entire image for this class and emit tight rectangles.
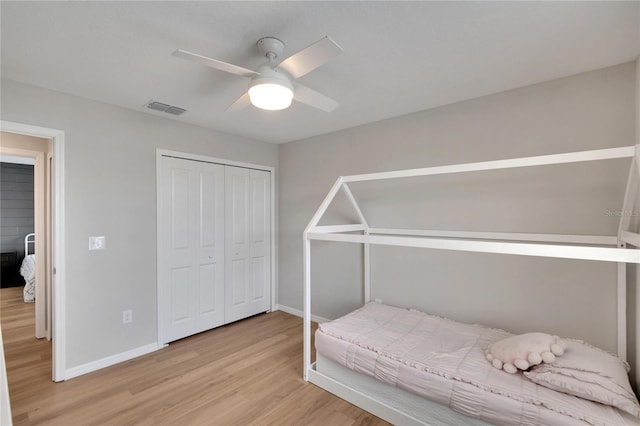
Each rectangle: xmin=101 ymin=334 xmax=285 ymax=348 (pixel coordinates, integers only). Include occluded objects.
xmin=122 ymin=309 xmax=133 ymax=324
xmin=374 ymin=298 xmax=382 ymax=304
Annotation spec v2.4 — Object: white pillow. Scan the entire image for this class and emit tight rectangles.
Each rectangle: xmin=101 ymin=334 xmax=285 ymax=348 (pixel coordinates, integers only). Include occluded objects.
xmin=524 ymin=340 xmax=640 ymax=417
xmin=485 ymin=332 xmax=566 ymax=374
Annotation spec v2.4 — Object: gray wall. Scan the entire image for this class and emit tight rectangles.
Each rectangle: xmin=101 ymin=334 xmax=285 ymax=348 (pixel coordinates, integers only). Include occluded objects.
xmin=0 ymin=163 xmax=34 ymax=260
xmin=0 ymin=78 xmax=278 ymax=369
xmin=1 ymin=61 xmax=636 ymax=373
xmin=279 ymin=62 xmax=636 ymax=353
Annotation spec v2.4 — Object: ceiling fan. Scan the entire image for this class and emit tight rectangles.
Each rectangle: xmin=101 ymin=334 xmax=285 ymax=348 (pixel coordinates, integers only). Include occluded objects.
xmin=173 ymin=36 xmax=343 ymax=112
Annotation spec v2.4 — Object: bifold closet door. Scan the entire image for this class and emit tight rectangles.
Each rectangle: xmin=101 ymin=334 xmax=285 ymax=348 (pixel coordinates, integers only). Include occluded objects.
xmin=224 ymin=166 xmax=271 ymax=324
xmin=159 ymin=156 xmax=225 ymax=343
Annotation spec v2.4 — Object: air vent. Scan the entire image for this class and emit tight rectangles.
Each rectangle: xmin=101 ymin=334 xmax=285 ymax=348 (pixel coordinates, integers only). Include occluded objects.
xmin=146 ymin=101 xmax=187 ymax=116
xmin=165 ymin=106 xmax=187 ymax=115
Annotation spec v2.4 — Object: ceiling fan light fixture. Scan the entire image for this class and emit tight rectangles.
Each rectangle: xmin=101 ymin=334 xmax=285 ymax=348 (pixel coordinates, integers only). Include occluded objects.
xmin=248 ymin=71 xmax=294 ymax=111
xmin=174 ymin=35 xmax=343 ymax=112
xmin=248 ymin=83 xmax=293 ymax=110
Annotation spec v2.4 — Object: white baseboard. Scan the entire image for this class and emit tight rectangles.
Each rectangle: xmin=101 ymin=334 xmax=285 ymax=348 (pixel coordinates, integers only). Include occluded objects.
xmin=275 ymin=304 xmax=330 ymax=323
xmin=65 ymin=342 xmax=166 ymax=380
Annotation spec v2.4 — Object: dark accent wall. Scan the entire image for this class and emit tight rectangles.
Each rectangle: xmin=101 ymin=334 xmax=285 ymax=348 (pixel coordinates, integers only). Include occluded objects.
xmin=0 ymin=162 xmax=34 ymax=261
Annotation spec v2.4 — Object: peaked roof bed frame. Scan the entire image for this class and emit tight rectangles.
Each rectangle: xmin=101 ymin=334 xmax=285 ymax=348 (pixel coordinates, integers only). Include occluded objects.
xmin=303 ymin=145 xmax=640 ymax=424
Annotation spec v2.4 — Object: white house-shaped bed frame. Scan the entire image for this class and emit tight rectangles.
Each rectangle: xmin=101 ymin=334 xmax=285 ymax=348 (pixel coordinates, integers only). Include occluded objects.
xmin=303 ymin=145 xmax=640 ymax=423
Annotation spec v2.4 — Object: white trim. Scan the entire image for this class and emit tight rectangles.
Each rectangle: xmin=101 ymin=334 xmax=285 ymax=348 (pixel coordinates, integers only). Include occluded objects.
xmin=65 ymin=343 xmax=165 ymax=380
xmin=156 ymin=151 xmax=164 ymax=345
xmin=157 ymin=149 xmax=274 ymax=173
xmin=1 ymin=120 xmax=66 ymax=382
xmin=270 ymin=169 xmax=277 ymax=314
xmin=275 ymin=304 xmax=330 ymax=324
xmin=155 ymin=149 xmax=277 ymax=345
xmin=0 ymin=154 xmax=35 ymax=165
xmin=33 ymin=150 xmax=46 ymax=338
xmin=342 ymin=146 xmax=634 ymax=183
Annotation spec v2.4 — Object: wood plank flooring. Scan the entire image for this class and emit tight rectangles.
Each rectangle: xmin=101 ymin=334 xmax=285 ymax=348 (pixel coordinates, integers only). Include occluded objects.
xmin=1 ymin=287 xmax=389 ymax=425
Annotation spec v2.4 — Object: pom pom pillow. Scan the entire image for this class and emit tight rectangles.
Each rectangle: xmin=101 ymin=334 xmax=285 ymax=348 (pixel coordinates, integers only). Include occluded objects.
xmin=486 ymin=332 xmax=567 ymax=374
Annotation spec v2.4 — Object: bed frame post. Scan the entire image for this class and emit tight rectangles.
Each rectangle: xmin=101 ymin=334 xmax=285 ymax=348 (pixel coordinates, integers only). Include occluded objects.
xmin=618 ymin=157 xmax=638 ymax=240
xmin=303 ymin=145 xmax=640 ymax=423
xmin=341 ymin=183 xmax=371 ymax=303
xmin=615 ymin=152 xmax=639 ymax=360
xmin=364 ymin=236 xmax=371 ymax=303
xmin=303 ymin=177 xmax=345 ymax=382
xmin=617 ymin=259 xmax=627 ymax=361
xmin=303 ymin=237 xmax=311 ymax=381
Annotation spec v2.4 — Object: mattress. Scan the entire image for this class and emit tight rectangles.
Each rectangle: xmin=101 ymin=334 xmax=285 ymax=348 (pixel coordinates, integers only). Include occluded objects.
xmin=316 ymin=353 xmax=491 ymax=425
xmin=315 ymin=303 xmax=640 ymax=426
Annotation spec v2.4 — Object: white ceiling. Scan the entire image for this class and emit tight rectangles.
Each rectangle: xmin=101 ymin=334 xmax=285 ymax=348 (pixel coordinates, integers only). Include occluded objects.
xmin=2 ymin=1 xmax=639 ymax=144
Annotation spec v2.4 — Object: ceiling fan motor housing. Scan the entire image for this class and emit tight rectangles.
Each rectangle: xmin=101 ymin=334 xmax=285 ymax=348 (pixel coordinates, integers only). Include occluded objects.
xmin=250 ymin=66 xmax=293 ymax=92
xmin=257 ymin=37 xmax=285 ymax=60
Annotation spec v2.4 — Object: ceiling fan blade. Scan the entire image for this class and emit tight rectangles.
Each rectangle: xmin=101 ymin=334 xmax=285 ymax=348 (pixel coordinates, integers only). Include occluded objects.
xmin=172 ymin=49 xmax=259 ymax=78
xmin=293 ymin=82 xmax=339 ymax=112
xmin=226 ymin=92 xmax=251 ymax=112
xmin=278 ymin=36 xmax=343 ymax=79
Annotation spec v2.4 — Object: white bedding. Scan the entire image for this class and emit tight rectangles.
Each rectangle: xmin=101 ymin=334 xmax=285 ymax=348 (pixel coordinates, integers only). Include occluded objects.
xmin=19 ymin=254 xmax=35 ymax=303
xmin=316 ymin=353 xmax=492 ymax=425
xmin=316 ymin=303 xmax=640 ymax=426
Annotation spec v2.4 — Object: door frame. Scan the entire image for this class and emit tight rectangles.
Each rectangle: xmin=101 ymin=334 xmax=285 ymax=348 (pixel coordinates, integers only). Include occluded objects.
xmin=1 ymin=120 xmax=66 ymax=382
xmin=156 ymin=149 xmax=276 ymax=344
xmin=0 ymin=146 xmax=46 ymax=339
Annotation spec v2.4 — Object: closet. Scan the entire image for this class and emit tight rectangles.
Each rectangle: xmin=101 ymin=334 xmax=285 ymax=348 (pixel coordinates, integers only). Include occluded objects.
xmin=158 ymin=155 xmax=271 ymax=344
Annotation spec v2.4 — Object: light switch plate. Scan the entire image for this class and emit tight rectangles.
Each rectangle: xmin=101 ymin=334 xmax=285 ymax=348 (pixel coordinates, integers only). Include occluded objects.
xmin=122 ymin=310 xmax=132 ymax=324
xmin=89 ymin=236 xmax=106 ymax=250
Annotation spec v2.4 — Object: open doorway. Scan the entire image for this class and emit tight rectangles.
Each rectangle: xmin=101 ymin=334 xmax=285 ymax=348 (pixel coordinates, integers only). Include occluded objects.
xmin=0 ymin=121 xmax=65 ymax=382
xmin=0 ymin=133 xmax=51 ymax=341
xmin=0 ymin=157 xmax=36 ymax=294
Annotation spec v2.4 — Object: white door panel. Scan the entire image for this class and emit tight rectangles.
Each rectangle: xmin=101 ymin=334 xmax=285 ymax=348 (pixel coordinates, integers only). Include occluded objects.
xmin=198 ymin=263 xmax=217 ymax=313
xmin=252 ymin=257 xmax=266 ymax=299
xmin=225 ymin=167 xmax=271 ymax=323
xmin=170 ymin=267 xmax=191 ymax=322
xmin=160 ymin=157 xmax=225 ymax=343
xmin=249 ymin=170 xmax=270 ymax=307
xmin=231 ymin=259 xmax=247 ymax=305
xmin=193 ymin=163 xmax=225 ymax=334
xmin=160 ymin=156 xmax=271 ymax=341
xmin=170 ymin=168 xmax=191 ymax=251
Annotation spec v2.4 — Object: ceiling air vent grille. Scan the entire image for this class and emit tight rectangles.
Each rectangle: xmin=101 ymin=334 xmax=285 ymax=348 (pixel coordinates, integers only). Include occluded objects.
xmin=146 ymin=101 xmax=187 ymax=116
xmin=165 ymin=106 xmax=187 ymax=115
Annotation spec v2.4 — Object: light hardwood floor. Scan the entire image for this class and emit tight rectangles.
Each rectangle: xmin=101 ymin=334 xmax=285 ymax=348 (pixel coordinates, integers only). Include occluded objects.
xmin=1 ymin=287 xmax=388 ymax=425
